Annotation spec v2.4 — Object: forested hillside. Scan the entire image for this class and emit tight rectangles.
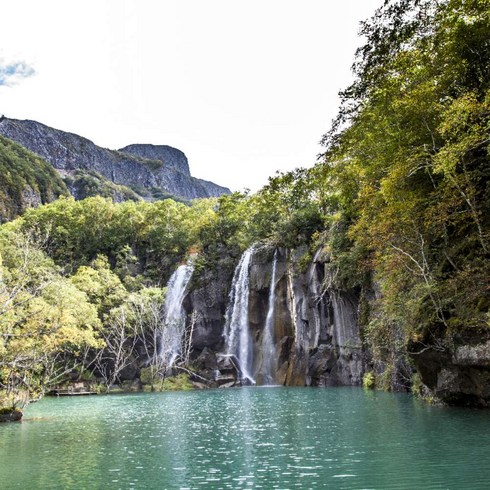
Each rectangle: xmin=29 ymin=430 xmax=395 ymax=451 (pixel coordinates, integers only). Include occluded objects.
xmin=1 ymin=0 xmax=488 ymax=418
xmin=319 ymin=0 xmax=490 ymax=391
xmin=0 ymin=135 xmax=69 ymax=223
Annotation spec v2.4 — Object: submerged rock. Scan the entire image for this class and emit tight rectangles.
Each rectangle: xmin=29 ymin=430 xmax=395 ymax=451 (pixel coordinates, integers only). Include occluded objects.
xmin=0 ymin=410 xmax=23 ymax=423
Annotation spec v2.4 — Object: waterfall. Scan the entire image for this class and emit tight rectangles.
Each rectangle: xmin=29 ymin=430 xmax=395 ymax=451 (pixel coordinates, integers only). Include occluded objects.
xmin=259 ymin=249 xmax=278 ymax=385
xmin=223 ymin=247 xmax=255 ymax=384
xmin=158 ymin=260 xmax=194 ymax=368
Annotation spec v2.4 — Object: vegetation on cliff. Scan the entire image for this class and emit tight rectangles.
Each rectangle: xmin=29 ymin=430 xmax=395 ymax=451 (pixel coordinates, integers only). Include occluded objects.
xmin=0 ymin=135 xmax=69 ymax=223
xmin=0 ymin=196 xmax=217 ymax=411
xmin=205 ymin=0 xmax=490 ymax=389
xmin=169 ymin=0 xmax=490 ymax=391
xmin=319 ymin=0 xmax=490 ymax=386
xmin=64 ymin=170 xmax=142 ymax=202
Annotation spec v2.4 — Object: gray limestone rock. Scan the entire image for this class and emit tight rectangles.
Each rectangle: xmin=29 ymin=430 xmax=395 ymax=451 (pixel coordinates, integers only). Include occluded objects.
xmin=411 ymin=337 xmax=490 ymax=407
xmin=120 ymin=143 xmax=191 ymax=176
xmin=0 ymin=117 xmax=230 ymax=201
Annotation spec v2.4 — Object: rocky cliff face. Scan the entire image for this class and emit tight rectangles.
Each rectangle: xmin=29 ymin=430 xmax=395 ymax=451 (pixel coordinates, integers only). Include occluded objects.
xmin=290 ymin=249 xmax=365 ymax=387
xmin=0 ymin=118 xmax=231 ymax=201
xmin=247 ymin=247 xmax=298 ymax=385
xmin=119 ymin=144 xmax=191 ymax=176
xmin=103 ymin=242 xmax=490 ymax=406
xmin=183 ymin=245 xmax=368 ymax=388
xmin=185 ymin=251 xmax=236 ymax=354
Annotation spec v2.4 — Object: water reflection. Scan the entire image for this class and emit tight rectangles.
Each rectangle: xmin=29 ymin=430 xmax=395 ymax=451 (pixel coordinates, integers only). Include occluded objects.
xmin=1 ymin=387 xmax=490 ymax=488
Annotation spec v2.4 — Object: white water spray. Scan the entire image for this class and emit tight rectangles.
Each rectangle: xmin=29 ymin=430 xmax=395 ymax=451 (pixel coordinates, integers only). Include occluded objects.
xmin=159 ymin=260 xmax=194 ymax=368
xmin=259 ymin=249 xmax=278 ymax=384
xmin=223 ymin=247 xmax=255 ymax=384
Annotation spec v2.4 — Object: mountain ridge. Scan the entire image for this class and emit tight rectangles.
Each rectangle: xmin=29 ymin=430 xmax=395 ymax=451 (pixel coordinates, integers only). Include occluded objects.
xmin=0 ymin=117 xmax=231 ymax=201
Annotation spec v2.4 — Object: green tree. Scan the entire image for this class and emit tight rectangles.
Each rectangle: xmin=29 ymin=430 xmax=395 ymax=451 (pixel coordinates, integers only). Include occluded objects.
xmin=318 ymin=0 xmax=490 ymax=385
xmin=0 ymin=228 xmax=100 ymax=413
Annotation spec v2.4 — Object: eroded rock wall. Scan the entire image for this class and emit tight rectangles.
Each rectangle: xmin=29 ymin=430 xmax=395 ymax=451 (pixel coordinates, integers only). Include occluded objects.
xmin=287 ymin=249 xmax=365 ymax=387
xmin=183 ymin=246 xmax=367 ymax=388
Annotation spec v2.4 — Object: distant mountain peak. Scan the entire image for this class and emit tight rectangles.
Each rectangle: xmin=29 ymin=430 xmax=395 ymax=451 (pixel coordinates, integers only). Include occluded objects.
xmin=119 ymin=144 xmax=191 ymax=177
xmin=0 ymin=117 xmax=230 ymax=201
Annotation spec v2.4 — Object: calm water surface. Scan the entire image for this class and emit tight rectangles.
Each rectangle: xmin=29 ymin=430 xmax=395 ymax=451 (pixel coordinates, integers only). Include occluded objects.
xmin=1 ymin=387 xmax=490 ymax=489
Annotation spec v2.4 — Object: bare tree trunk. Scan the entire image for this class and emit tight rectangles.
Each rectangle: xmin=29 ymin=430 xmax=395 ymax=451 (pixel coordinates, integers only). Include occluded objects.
xmin=181 ymin=311 xmax=199 ymax=367
xmin=97 ymin=308 xmax=138 ymax=392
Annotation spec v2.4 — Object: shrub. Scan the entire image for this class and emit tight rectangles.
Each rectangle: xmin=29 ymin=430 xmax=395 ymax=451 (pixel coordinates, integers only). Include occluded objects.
xmin=362 ymin=371 xmax=375 ymax=390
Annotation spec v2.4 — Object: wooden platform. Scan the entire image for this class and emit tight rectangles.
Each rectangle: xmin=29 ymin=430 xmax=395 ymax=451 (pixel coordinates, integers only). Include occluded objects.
xmin=50 ymin=390 xmax=98 ymax=397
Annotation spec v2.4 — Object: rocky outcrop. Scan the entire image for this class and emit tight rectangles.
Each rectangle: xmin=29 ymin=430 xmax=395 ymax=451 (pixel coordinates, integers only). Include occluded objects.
xmin=411 ymin=335 xmax=490 ymax=407
xmin=119 ymin=144 xmax=191 ymax=176
xmin=292 ymin=250 xmax=365 ymax=387
xmin=0 ymin=117 xmax=231 ymax=201
xmin=248 ymin=247 xmax=298 ymax=385
xmin=270 ymin=247 xmax=366 ymax=387
xmin=0 ymin=410 xmax=23 ymax=423
xmin=184 ymin=251 xmax=237 ymax=354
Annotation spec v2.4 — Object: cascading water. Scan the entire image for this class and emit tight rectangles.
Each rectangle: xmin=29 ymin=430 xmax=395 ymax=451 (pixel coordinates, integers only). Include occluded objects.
xmin=258 ymin=249 xmax=278 ymax=385
xmin=223 ymin=247 xmax=255 ymax=384
xmin=158 ymin=260 xmax=194 ymax=368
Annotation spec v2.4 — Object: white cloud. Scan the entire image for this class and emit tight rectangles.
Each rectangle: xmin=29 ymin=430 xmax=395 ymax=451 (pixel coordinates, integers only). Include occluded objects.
xmin=0 ymin=60 xmax=35 ymax=87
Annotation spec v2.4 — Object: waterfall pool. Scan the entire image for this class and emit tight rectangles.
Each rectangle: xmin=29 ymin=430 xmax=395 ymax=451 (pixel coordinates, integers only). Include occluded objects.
xmin=1 ymin=387 xmax=490 ymax=489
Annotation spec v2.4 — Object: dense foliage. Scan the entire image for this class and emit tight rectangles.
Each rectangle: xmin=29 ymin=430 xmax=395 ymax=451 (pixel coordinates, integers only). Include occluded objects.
xmin=0 ymin=0 xmax=488 ymax=412
xmin=319 ymin=0 xmax=490 ymax=384
xmin=64 ymin=170 xmax=141 ymax=202
xmin=0 ymin=196 xmax=215 ymax=409
xmin=0 ymin=135 xmax=69 ymax=223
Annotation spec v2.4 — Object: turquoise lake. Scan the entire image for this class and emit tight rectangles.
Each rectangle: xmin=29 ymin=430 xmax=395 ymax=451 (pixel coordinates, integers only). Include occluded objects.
xmin=1 ymin=387 xmax=490 ymax=489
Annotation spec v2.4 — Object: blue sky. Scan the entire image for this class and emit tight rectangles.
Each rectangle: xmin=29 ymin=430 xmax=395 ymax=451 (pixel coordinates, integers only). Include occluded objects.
xmin=0 ymin=0 xmax=381 ymax=192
